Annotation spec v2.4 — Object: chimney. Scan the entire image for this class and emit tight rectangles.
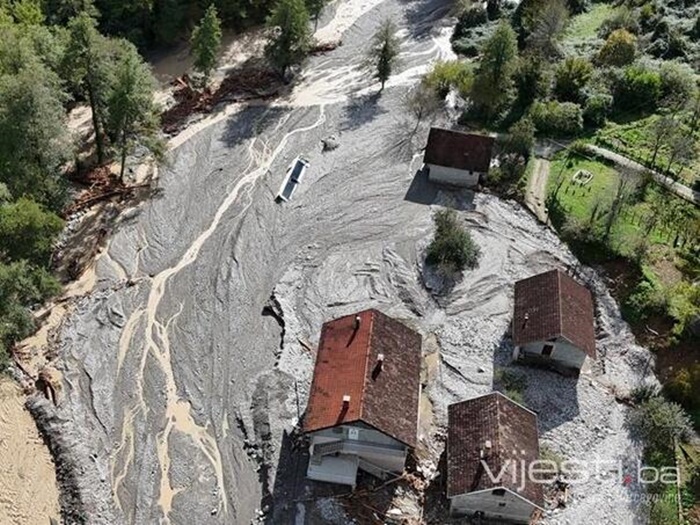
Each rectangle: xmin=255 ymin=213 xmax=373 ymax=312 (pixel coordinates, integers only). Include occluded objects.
xmin=522 ymin=312 xmax=529 ymax=329
xmin=480 ymin=440 xmax=492 ymax=459
xmin=342 ymin=394 xmax=351 ymax=405
xmin=377 ymin=353 xmax=385 ymax=367
xmin=354 ymin=315 xmax=361 ymax=331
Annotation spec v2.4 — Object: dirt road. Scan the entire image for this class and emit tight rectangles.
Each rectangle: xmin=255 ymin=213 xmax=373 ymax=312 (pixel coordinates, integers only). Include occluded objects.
xmin=525 ymin=157 xmax=551 ymax=223
xmin=22 ymin=0 xmax=656 ymax=524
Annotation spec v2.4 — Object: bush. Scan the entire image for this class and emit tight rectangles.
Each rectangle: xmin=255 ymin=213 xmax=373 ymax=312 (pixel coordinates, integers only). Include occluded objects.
xmin=453 ymin=7 xmax=488 ymax=40
xmin=530 ymin=100 xmax=583 ymax=136
xmin=583 ymin=93 xmax=613 ymax=127
xmin=500 ymin=117 xmax=535 ymax=158
xmin=612 ymin=63 xmax=661 ymax=111
xmin=599 ymin=7 xmax=639 ymax=38
xmin=624 ymin=273 xmax=669 ymax=322
xmin=553 ymin=57 xmax=593 ymax=103
xmin=598 ymin=29 xmax=636 ymax=67
xmin=0 ymin=197 xmax=63 ymax=266
xmin=628 ymin=395 xmax=692 ymax=452
xmin=424 ymin=60 xmax=473 ymax=98
xmin=666 ymin=365 xmax=700 ymax=410
xmin=426 ymin=209 xmax=481 ymax=274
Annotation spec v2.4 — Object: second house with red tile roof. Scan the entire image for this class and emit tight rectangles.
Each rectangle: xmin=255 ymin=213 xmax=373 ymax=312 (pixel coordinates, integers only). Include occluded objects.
xmin=423 ymin=127 xmax=495 ymax=188
xmin=303 ymin=309 xmax=422 ymax=487
xmin=512 ymin=269 xmax=597 ymax=373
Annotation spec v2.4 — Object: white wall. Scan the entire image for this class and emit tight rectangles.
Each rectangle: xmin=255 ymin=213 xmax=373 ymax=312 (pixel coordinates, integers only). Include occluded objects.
xmin=516 ymin=337 xmax=587 ymax=370
xmin=426 ymin=164 xmax=483 ymax=187
xmin=450 ymin=489 xmax=536 ymax=523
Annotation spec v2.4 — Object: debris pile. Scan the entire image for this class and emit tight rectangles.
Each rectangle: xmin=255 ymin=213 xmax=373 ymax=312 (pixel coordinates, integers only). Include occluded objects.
xmin=62 ymin=167 xmax=144 ymax=218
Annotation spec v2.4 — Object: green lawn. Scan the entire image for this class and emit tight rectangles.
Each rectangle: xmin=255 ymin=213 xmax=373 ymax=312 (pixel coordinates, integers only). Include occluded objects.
xmin=565 ymin=3 xmax=615 ymax=42
xmin=596 ymin=115 xmax=700 ymax=188
xmin=547 ymin=154 xmax=690 ymax=255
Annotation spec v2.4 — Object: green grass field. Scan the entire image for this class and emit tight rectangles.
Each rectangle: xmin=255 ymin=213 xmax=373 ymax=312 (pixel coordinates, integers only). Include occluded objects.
xmin=565 ymin=3 xmax=615 ymax=42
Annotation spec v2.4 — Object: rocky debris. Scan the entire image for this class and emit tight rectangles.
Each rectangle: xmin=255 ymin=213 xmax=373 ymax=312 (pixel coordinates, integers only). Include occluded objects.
xmin=310 ymin=40 xmax=342 ymax=55
xmin=26 ymin=395 xmax=119 ymax=525
xmin=321 ymin=135 xmax=339 ymax=152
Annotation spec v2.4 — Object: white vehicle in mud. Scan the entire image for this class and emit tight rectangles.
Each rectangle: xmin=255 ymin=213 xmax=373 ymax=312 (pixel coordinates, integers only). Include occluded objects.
xmin=276 ymin=157 xmax=309 ymax=202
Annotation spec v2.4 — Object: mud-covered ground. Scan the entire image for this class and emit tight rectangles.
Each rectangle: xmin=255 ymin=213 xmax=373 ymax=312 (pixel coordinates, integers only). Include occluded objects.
xmin=38 ymin=0 xmax=656 ymax=523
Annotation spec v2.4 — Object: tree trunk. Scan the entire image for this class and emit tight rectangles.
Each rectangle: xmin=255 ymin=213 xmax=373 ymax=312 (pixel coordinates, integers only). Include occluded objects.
xmin=87 ymin=79 xmax=105 ymax=165
xmin=380 ymin=78 xmax=385 ymax=92
xmin=119 ymin=132 xmax=127 ymax=183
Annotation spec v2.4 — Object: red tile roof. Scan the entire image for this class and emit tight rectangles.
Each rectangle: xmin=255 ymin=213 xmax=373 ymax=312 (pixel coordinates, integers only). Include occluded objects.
xmin=513 ymin=269 xmax=596 ymax=360
xmin=303 ymin=309 xmax=422 ymax=447
xmin=447 ymin=392 xmax=544 ymax=508
xmin=424 ymin=127 xmax=495 ymax=172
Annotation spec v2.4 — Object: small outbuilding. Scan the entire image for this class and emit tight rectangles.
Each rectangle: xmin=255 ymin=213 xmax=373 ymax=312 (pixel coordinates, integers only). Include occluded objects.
xmin=447 ymin=392 xmax=544 ymax=523
xmin=512 ymin=269 xmax=596 ymax=373
xmin=423 ymin=127 xmax=495 ymax=188
xmin=303 ymin=309 xmax=422 ymax=487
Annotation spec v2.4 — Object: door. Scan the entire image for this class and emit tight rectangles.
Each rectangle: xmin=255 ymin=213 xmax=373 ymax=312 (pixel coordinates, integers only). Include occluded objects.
xmin=542 ymin=344 xmax=554 ymax=357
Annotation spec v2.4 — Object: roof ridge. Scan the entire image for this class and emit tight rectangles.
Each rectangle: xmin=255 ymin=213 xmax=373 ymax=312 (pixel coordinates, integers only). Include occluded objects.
xmin=357 ymin=310 xmax=376 ymax=422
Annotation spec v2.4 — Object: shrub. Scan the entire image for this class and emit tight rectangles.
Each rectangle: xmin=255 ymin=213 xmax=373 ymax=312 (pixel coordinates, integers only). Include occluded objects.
xmin=628 ymin=395 xmax=692 ymax=452
xmin=553 ymin=57 xmax=593 ymax=103
xmin=530 ymin=100 xmax=583 ymax=136
xmin=424 ymin=60 xmax=473 ymax=98
xmin=598 ymin=29 xmax=636 ymax=67
xmin=612 ymin=63 xmax=661 ymax=111
xmin=624 ymin=274 xmax=669 ymax=322
xmin=659 ymin=61 xmax=695 ymax=110
xmin=426 ymin=209 xmax=481 ymax=274
xmin=500 ymin=117 xmax=535 ymax=158
xmin=599 ymin=7 xmax=639 ymax=39
xmin=453 ymin=6 xmax=488 ymax=41
xmin=513 ymin=54 xmax=549 ymax=106
xmin=0 ymin=197 xmax=64 ymax=266
xmin=583 ymin=93 xmax=613 ymax=127
xmin=666 ymin=365 xmax=700 ymax=410
xmin=495 ymin=367 xmax=528 ymax=405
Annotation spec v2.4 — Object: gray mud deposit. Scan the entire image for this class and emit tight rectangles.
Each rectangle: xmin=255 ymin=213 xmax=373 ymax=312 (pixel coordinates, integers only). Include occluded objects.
xmin=44 ymin=0 xmax=654 ymax=523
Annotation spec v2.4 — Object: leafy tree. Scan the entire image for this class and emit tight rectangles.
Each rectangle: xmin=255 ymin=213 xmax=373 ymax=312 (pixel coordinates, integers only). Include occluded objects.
xmin=529 ymin=100 xmax=583 ymax=136
xmin=500 ymin=117 xmax=535 ymax=158
xmin=424 ymin=60 xmax=472 ymax=99
xmin=598 ymin=29 xmax=636 ymax=67
xmin=513 ymin=54 xmax=549 ymax=107
xmin=426 ymin=209 xmax=481 ymax=275
xmin=191 ymin=4 xmax=222 ymax=82
xmin=648 ymin=116 xmax=675 ymax=168
xmin=612 ymin=63 xmax=661 ymax=111
xmin=366 ymin=19 xmax=400 ymax=92
xmin=106 ymin=42 xmax=163 ymax=182
xmin=628 ymin=395 xmax=692 ymax=452
xmin=265 ymin=0 xmax=311 ymax=77
xmin=665 ymin=131 xmax=696 ymax=176
xmin=583 ymin=93 xmax=612 ymax=127
xmin=553 ymin=57 xmax=592 ymax=103
xmin=0 ymin=60 xmax=71 ymax=210
xmin=524 ymin=0 xmax=569 ymax=57
xmin=658 ymin=61 xmax=695 ymax=113
xmin=470 ymin=21 xmax=518 ymax=117
xmin=305 ymin=0 xmax=326 ymax=29
xmin=11 ymin=0 xmax=45 ymax=26
xmin=64 ymin=12 xmax=113 ymax=164
xmin=0 ymin=198 xmax=63 ymax=265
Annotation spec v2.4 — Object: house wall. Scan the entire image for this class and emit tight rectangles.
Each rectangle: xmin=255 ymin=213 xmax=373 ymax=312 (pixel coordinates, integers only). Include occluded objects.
xmin=309 ymin=424 xmax=408 ymax=475
xmin=426 ymin=164 xmax=483 ymax=188
xmin=515 ymin=337 xmax=587 ymax=370
xmin=450 ymin=489 xmax=536 ymax=523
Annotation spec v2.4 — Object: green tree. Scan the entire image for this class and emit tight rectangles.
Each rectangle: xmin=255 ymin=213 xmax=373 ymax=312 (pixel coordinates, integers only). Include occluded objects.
xmin=265 ymin=0 xmax=311 ymax=77
xmin=529 ymin=100 xmax=583 ymax=136
xmin=366 ymin=19 xmax=400 ymax=92
xmin=11 ymin=0 xmax=45 ymax=25
xmin=0 ymin=198 xmax=63 ymax=265
xmin=659 ymin=61 xmax=695 ymax=113
xmin=500 ymin=117 xmax=535 ymax=158
xmin=513 ymin=54 xmax=548 ymax=107
xmin=64 ymin=12 xmax=112 ymax=164
xmin=524 ymin=0 xmax=569 ymax=57
xmin=613 ymin=63 xmax=661 ymax=111
xmin=598 ymin=29 xmax=636 ymax=67
xmin=553 ymin=57 xmax=592 ymax=103
xmin=628 ymin=395 xmax=692 ymax=452
xmin=106 ymin=42 xmax=163 ymax=182
xmin=648 ymin=116 xmax=675 ymax=168
xmin=0 ymin=61 xmax=71 ymax=210
xmin=191 ymin=4 xmax=222 ymax=82
xmin=470 ymin=21 xmax=518 ymax=117
xmin=426 ymin=209 xmax=481 ymax=275
xmin=305 ymin=0 xmax=326 ymax=29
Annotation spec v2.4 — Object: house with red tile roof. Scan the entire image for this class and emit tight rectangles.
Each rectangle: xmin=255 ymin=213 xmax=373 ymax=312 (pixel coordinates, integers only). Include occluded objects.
xmin=447 ymin=392 xmax=544 ymax=523
xmin=512 ymin=269 xmax=596 ymax=373
xmin=423 ymin=127 xmax=495 ymax=188
xmin=303 ymin=309 xmax=422 ymax=487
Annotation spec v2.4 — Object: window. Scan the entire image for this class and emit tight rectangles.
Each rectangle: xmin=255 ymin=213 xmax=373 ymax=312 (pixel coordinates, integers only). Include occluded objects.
xmin=542 ymin=344 xmax=554 ymax=357
xmin=492 ymin=488 xmax=506 ymax=496
xmin=498 ymin=502 xmax=506 ymax=507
